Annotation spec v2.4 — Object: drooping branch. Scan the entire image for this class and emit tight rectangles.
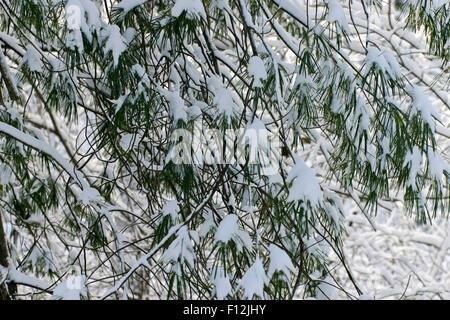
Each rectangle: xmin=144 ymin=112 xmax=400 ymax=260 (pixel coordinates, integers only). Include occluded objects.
xmin=0 ymin=46 xmax=20 ymax=101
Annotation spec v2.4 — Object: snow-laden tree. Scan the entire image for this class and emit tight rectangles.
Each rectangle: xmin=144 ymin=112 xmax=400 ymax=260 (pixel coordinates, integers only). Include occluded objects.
xmin=0 ymin=0 xmax=448 ymax=299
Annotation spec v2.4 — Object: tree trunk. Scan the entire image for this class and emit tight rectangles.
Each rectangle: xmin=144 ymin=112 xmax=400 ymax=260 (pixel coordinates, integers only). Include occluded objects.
xmin=0 ymin=213 xmax=16 ymax=300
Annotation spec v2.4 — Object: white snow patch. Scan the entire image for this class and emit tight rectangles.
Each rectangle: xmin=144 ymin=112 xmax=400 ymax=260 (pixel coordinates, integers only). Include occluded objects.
xmin=326 ymin=0 xmax=350 ymax=33
xmin=65 ymin=0 xmax=100 ymax=52
xmin=105 ymin=25 xmax=127 ymax=67
xmin=157 ymin=87 xmax=188 ymax=124
xmin=276 ymin=0 xmax=309 ymax=25
xmin=211 ymin=267 xmax=232 ymax=299
xmin=408 ymin=85 xmax=441 ymax=130
xmin=24 ymin=214 xmax=45 ymax=226
xmin=161 ymin=226 xmax=196 ymax=268
xmin=22 ymin=45 xmax=42 ymax=72
xmin=365 ymin=46 xmax=402 ymax=79
xmin=215 ymin=214 xmax=252 ymax=252
xmin=162 ymin=200 xmax=179 ymax=222
xmin=7 ymin=268 xmax=51 ymax=292
xmin=52 ymin=276 xmax=88 ymax=300
xmin=171 ymin=0 xmax=206 ymax=19
xmin=120 ymin=133 xmax=134 ymax=150
xmin=427 ymin=150 xmax=450 ymax=183
xmin=403 ymin=146 xmax=423 ymax=190
xmin=240 ymin=258 xmax=269 ymax=299
xmin=79 ymin=187 xmax=103 ymax=206
xmin=213 ymin=0 xmax=229 ymax=10
xmin=268 ymin=244 xmax=296 ymax=277
xmin=115 ymin=0 xmax=146 ymax=16
xmin=208 ymin=77 xmax=238 ymax=124
xmin=0 ymin=164 xmax=13 ymax=185
xmin=248 ymin=56 xmax=267 ymax=88
xmin=215 ymin=214 xmax=239 ymax=243
xmin=287 ymin=156 xmax=323 ymax=207
xmin=315 ymin=275 xmax=338 ymax=300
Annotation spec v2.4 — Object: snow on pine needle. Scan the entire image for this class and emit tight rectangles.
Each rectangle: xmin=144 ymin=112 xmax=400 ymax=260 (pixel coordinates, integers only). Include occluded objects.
xmin=214 ymin=214 xmax=252 ymax=253
xmin=210 ymin=267 xmax=232 ymax=300
xmin=240 ymin=257 xmax=269 ymax=299
xmin=161 ymin=226 xmax=198 ymax=269
xmin=171 ymin=0 xmax=206 ymax=19
xmin=268 ymin=244 xmax=296 ymax=278
xmin=248 ymin=56 xmax=268 ymax=88
xmin=105 ymin=25 xmax=128 ymax=67
xmin=286 ymin=156 xmax=323 ymax=208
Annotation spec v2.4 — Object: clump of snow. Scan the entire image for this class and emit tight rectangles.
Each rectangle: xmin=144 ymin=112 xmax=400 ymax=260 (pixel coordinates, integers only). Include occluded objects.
xmin=240 ymin=258 xmax=269 ymax=299
xmin=105 ymin=25 xmax=127 ymax=67
xmin=214 ymin=87 xmax=237 ymax=124
xmin=66 ymin=28 xmax=82 ymax=55
xmin=157 ymin=87 xmax=188 ymax=124
xmin=79 ymin=187 xmax=104 ymax=206
xmin=326 ymin=0 xmax=350 ymax=33
xmin=52 ymin=276 xmax=88 ymax=300
xmin=171 ymin=0 xmax=206 ymax=19
xmin=119 ymin=133 xmax=134 ymax=151
xmin=244 ymin=117 xmax=270 ymax=159
xmin=378 ymin=134 xmax=391 ymax=169
xmin=408 ymin=85 xmax=440 ymax=130
xmin=347 ymin=97 xmax=370 ymax=136
xmin=161 ymin=226 xmax=198 ymax=268
xmin=65 ymin=0 xmax=100 ymax=53
xmin=199 ymin=211 xmax=216 ymax=237
xmin=24 ymin=214 xmax=45 ymax=226
xmin=208 ymin=77 xmax=238 ymax=124
xmin=114 ymin=0 xmax=146 ymax=16
xmin=66 ymin=19 xmax=84 ymax=54
xmin=187 ymin=105 xmax=202 ymax=120
xmin=330 ymin=94 xmax=344 ymax=114
xmin=7 ymin=267 xmax=51 ymax=292
xmin=294 ymin=72 xmax=316 ymax=93
xmin=215 ymin=214 xmax=239 ymax=243
xmin=22 ymin=45 xmax=42 ymax=72
xmin=123 ymin=27 xmax=137 ymax=44
xmin=215 ymin=214 xmax=252 ymax=252
xmin=162 ymin=200 xmax=179 ymax=221
xmin=383 ymin=50 xmax=402 ymax=78
xmin=427 ymin=150 xmax=450 ymax=183
xmin=213 ymin=0 xmax=229 ymax=10
xmin=276 ymin=0 xmax=308 ymax=25
xmin=338 ymin=61 xmax=355 ymax=82
xmin=0 ymin=164 xmax=13 ymax=185
xmin=111 ymin=92 xmax=129 ymax=114
xmin=403 ymin=146 xmax=422 ymax=190
xmin=286 ymin=156 xmax=323 ymax=207
xmin=268 ymin=244 xmax=296 ymax=277
xmin=79 ymin=0 xmax=100 ymax=26
xmin=248 ymin=56 xmax=267 ymax=88
xmin=211 ymin=267 xmax=232 ymax=299
xmin=365 ymin=46 xmax=402 ymax=80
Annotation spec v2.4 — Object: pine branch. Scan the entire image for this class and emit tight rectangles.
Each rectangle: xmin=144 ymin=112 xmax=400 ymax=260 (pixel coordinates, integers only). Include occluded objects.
xmin=0 ymin=46 xmax=20 ymax=101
